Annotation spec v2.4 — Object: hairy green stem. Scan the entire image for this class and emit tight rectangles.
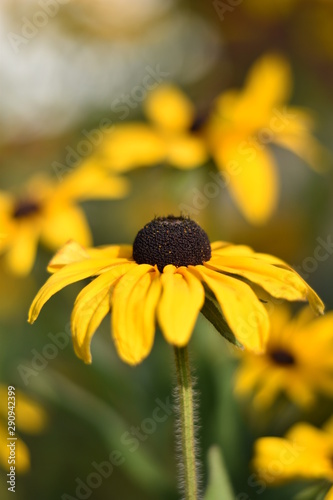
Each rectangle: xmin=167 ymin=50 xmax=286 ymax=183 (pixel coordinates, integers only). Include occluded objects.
xmin=174 ymin=346 xmax=199 ymax=500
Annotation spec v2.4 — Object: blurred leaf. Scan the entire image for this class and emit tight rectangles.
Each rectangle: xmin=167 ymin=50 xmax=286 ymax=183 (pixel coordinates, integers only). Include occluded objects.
xmin=294 ymin=481 xmax=331 ymax=500
xmin=201 ymin=288 xmax=244 ymax=349
xmin=30 ymin=370 xmax=172 ymax=492
xmin=204 ymin=445 xmax=235 ymax=500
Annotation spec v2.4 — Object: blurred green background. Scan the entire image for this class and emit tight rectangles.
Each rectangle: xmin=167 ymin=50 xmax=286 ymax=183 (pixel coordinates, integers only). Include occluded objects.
xmin=1 ymin=1 xmax=333 ymax=499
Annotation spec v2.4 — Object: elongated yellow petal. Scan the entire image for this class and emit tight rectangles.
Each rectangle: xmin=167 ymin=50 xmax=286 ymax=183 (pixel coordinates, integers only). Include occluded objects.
xmin=41 ymin=204 xmax=92 ymax=250
xmin=112 ymin=264 xmax=159 ymax=365
xmin=99 ymin=123 xmax=166 ymax=172
xmin=158 ymin=265 xmax=205 ymax=346
xmin=213 ymin=137 xmax=279 ymax=224
xmin=0 ymin=422 xmax=30 ymax=473
xmin=5 ymin=222 xmax=40 ymax=276
xmin=47 ymin=240 xmax=91 ymax=271
xmin=207 ymin=255 xmax=311 ymax=302
xmin=28 ymin=258 xmax=128 ymax=323
xmin=192 ymin=265 xmax=269 ymax=353
xmin=252 ymin=436 xmax=327 ymax=483
xmin=167 ymin=134 xmax=208 ymax=169
xmin=211 ymin=243 xmax=255 ymax=256
xmin=144 ymin=84 xmax=195 ymax=133
xmin=71 ymin=263 xmax=135 ymax=363
xmin=286 ymin=424 xmax=332 ymax=453
xmin=55 ymin=164 xmax=129 ymax=201
xmin=15 ymin=390 xmax=48 ymax=434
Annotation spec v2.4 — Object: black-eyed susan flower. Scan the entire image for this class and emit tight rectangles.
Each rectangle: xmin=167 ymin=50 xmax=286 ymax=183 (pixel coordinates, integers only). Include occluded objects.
xmin=252 ymin=418 xmax=333 ymax=499
xmin=234 ymin=306 xmax=333 ymax=410
xmin=0 ymin=165 xmax=128 ymax=276
xmin=81 ymin=84 xmax=208 ymax=172
xmin=0 ymin=385 xmax=47 ymax=473
xmin=205 ymin=53 xmax=327 ymax=224
xmin=28 ymin=216 xmax=323 ymax=365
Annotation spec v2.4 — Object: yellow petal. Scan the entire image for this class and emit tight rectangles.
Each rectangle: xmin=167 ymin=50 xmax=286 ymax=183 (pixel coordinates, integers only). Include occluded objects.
xmin=0 ymin=422 xmax=30 ymax=473
xmin=224 ymin=55 xmax=291 ymax=128
xmin=158 ymin=266 xmax=205 ymax=346
xmin=98 ymin=123 xmax=166 ymax=172
xmin=213 ymin=138 xmax=279 ymax=224
xmin=28 ymin=257 xmax=127 ymax=323
xmin=207 ymin=255 xmax=312 ymax=302
xmin=71 ymin=263 xmax=135 ymax=363
xmin=144 ymin=84 xmax=195 ymax=133
xmin=254 ymin=253 xmax=325 ymax=315
xmin=41 ymin=204 xmax=92 ymax=250
xmin=55 ymin=164 xmax=129 ymax=200
xmin=286 ymin=423 xmax=331 ymax=454
xmin=192 ymin=265 xmax=269 ymax=353
xmin=15 ymin=390 xmax=48 ymax=434
xmin=211 ymin=242 xmax=255 ymax=256
xmin=112 ymin=265 xmax=160 ymax=365
xmin=252 ymin=436 xmax=322 ymax=483
xmin=5 ymin=222 xmax=40 ymax=276
xmin=166 ymin=134 xmax=208 ymax=169
xmin=47 ymin=240 xmax=91 ymax=271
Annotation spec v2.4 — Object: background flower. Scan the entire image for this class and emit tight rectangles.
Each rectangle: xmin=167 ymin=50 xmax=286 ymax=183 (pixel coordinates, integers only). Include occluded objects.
xmin=235 ymin=306 xmax=333 ymax=409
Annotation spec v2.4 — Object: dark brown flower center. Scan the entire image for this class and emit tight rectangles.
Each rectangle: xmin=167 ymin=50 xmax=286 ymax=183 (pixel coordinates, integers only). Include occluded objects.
xmin=12 ymin=199 xmax=41 ymax=219
xmin=270 ymin=349 xmax=295 ymax=366
xmin=132 ymin=216 xmax=211 ymax=272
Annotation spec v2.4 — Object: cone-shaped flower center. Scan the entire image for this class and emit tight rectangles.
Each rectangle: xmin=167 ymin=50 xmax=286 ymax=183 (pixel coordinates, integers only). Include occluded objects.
xmin=133 ymin=216 xmax=211 ymax=272
xmin=270 ymin=349 xmax=295 ymax=366
xmin=13 ymin=198 xmax=41 ymax=219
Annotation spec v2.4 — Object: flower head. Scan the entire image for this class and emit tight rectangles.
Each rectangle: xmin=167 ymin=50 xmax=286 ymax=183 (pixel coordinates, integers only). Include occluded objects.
xmin=205 ymin=53 xmax=327 ymax=224
xmin=0 ymin=165 xmax=128 ymax=275
xmin=81 ymin=84 xmax=208 ymax=171
xmin=235 ymin=306 xmax=333 ymax=409
xmin=252 ymin=418 xmax=333 ymax=499
xmin=28 ymin=216 xmax=323 ymax=365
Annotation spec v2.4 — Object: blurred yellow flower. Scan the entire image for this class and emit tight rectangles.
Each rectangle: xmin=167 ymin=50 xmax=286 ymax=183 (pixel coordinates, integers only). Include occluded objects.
xmin=82 ymin=84 xmax=208 ymax=172
xmin=0 ymin=165 xmax=128 ymax=276
xmin=252 ymin=418 xmax=333 ymax=499
xmin=28 ymin=216 xmax=323 ymax=365
xmin=205 ymin=53 xmax=326 ymax=224
xmin=235 ymin=306 xmax=333 ymax=409
xmin=0 ymin=385 xmax=47 ymax=473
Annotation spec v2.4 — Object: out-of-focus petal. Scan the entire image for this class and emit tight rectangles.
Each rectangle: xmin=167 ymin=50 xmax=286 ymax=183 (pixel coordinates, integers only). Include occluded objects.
xmin=144 ymin=84 xmax=195 ymax=133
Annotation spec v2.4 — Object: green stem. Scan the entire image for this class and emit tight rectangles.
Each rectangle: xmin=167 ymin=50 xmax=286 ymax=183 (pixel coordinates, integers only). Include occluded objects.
xmin=174 ymin=346 xmax=199 ymax=500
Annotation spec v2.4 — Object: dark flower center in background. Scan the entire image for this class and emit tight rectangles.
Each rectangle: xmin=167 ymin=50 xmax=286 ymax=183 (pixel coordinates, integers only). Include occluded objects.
xmin=270 ymin=349 xmax=295 ymax=366
xmin=12 ymin=198 xmax=41 ymax=219
xmin=133 ymin=216 xmax=211 ymax=272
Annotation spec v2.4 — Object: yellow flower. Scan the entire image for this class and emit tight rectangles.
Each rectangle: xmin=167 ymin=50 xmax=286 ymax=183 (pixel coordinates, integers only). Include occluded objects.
xmin=235 ymin=306 xmax=333 ymax=409
xmin=205 ymin=53 xmax=326 ymax=224
xmin=28 ymin=216 xmax=323 ymax=365
xmin=252 ymin=418 xmax=333 ymax=499
xmin=0 ymin=165 xmax=128 ymax=276
xmin=0 ymin=385 xmax=47 ymax=473
xmin=81 ymin=85 xmax=208 ymax=172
